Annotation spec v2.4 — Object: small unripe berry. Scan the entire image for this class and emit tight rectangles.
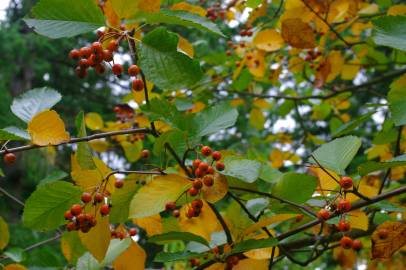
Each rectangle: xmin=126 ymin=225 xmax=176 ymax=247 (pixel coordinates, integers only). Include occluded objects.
xmin=141 ymin=149 xmax=149 ymax=158
xmin=112 ymin=64 xmax=123 ymax=76
xmin=337 ymin=199 xmax=351 ymax=213
xmin=165 ymin=201 xmax=177 ymax=211
xmin=188 ymin=187 xmax=199 ymax=196
xmin=317 ymin=209 xmax=330 ymax=220
xmin=203 ymin=175 xmax=214 ymax=187
xmin=132 ymin=79 xmax=144 ymax=91
xmin=339 ymin=177 xmax=353 ymax=190
xmin=115 ymin=179 xmax=124 ymax=188
xmin=337 ymin=219 xmax=351 ymax=232
xmin=69 ymin=49 xmax=80 ymax=60
xmin=81 ymin=192 xmax=92 ymax=203
xmin=340 ymin=236 xmax=353 ymax=249
xmin=352 ymin=239 xmax=362 ymax=251
xmin=128 ymin=65 xmax=141 ymax=76
xmin=4 ymin=153 xmax=16 ymax=165
xmin=201 ymin=146 xmax=212 ymax=156
xmin=129 ymin=228 xmax=137 ymax=236
xmin=212 ymin=151 xmax=221 ymax=161
xmin=100 ymin=204 xmax=110 ymax=216
xmin=70 ymin=204 xmax=82 ymax=216
xmin=107 ymin=40 xmax=119 ymax=52
xmin=192 ymin=179 xmax=203 ymax=190
xmin=215 ymin=162 xmax=225 ymax=171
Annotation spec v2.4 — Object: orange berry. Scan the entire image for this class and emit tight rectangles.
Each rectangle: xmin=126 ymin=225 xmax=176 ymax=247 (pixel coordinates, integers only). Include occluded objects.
xmin=337 ymin=199 xmax=351 ymax=213
xmin=352 ymin=239 xmax=362 ymax=250
xmin=340 ymin=236 xmax=353 ymax=249
xmin=201 ymin=146 xmax=212 ymax=156
xmin=317 ymin=209 xmax=330 ymax=220
xmin=339 ymin=176 xmax=353 ymax=190
xmin=128 ymin=65 xmax=141 ymax=76
xmin=337 ymin=219 xmax=351 ymax=232
xmin=3 ymin=153 xmax=16 ymax=165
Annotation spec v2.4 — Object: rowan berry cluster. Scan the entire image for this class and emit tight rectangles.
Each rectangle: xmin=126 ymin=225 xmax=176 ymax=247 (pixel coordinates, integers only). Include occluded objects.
xmin=110 ymin=226 xmax=138 ymax=240
xmin=206 ymin=2 xmax=225 ymax=21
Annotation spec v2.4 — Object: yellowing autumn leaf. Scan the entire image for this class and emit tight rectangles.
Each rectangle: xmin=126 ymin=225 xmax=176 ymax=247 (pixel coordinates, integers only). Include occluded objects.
xmin=347 ymin=183 xmax=378 ymax=202
xmin=79 ymin=211 xmax=111 ymax=262
xmin=348 ymin=210 xmax=368 ymax=231
xmin=113 ymin=240 xmax=146 ymax=270
xmin=371 ymin=221 xmax=406 ymax=259
xmin=4 ymin=264 xmax=28 ymax=270
xmin=246 ymin=50 xmax=266 ymax=78
xmin=387 ymin=4 xmax=406 ymax=15
xmin=309 ymin=167 xmax=339 ymax=195
xmin=178 ymin=35 xmax=194 ymax=57
xmin=253 ymin=29 xmax=284 ymax=52
xmin=247 ymin=1 xmax=268 ymax=24
xmin=27 ymin=110 xmax=70 ymax=146
xmin=234 ymin=259 xmax=269 ymax=270
xmin=288 ymin=57 xmax=305 ymax=73
xmin=201 ymin=173 xmax=228 ymax=203
xmin=281 ymin=18 xmax=316 ymax=49
xmin=0 ymin=216 xmax=9 ymax=250
xmin=102 ymin=0 xmax=120 ymax=27
xmin=129 ymin=174 xmax=190 ymax=218
xmin=333 ymin=246 xmax=356 ymax=269
xmin=171 ymin=2 xmax=206 ymax=16
xmin=326 ymin=51 xmax=344 ymax=82
xmin=269 ymin=148 xmax=284 ymax=168
xmin=133 ymin=214 xmax=163 ymax=236
xmin=85 ymin=112 xmax=104 ymax=130
xmin=111 ymin=0 xmax=160 ymax=19
xmin=250 ymin=108 xmax=265 ymax=130
xmin=244 ymin=232 xmax=279 ymax=259
xmin=179 ymin=200 xmax=221 ymax=241
xmin=89 ymin=139 xmax=109 ymax=152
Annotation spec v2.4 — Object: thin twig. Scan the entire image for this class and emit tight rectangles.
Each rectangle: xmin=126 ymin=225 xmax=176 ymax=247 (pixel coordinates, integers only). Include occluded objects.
xmin=0 ymin=186 xmax=25 ymax=207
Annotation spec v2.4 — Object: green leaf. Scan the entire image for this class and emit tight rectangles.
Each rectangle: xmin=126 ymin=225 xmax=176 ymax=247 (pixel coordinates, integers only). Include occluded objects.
xmin=221 ymin=156 xmax=262 ymax=183
xmin=11 ymin=87 xmax=62 ymax=122
xmin=231 ymin=238 xmax=278 ymax=254
xmin=121 ymin=140 xmax=143 ymax=162
xmin=388 ymin=74 xmax=406 ymax=126
xmin=259 ymin=163 xmax=283 ymax=183
xmin=154 ymin=251 xmax=199 ymax=262
xmin=39 ymin=170 xmax=69 ymax=186
xmin=141 ymin=98 xmax=182 ymax=126
xmin=246 ymin=0 xmax=262 ymax=8
xmin=3 ymin=247 xmax=25 ymax=262
xmin=139 ymin=27 xmax=203 ymax=90
xmin=61 ymin=231 xmax=86 ymax=264
xmin=310 ymin=136 xmax=362 ymax=175
xmin=76 ymin=252 xmax=101 ymax=270
xmin=153 ymin=129 xmax=189 ymax=158
xmin=272 ymin=173 xmax=317 ymax=204
xmin=110 ymin=178 xmax=139 ymax=223
xmin=110 ymin=0 xmax=140 ymax=19
xmin=372 ymin=15 xmax=406 ymax=51
xmin=332 ymin=111 xmax=375 ymax=137
xmin=358 ymin=154 xmax=406 ymax=176
xmin=372 ymin=200 xmax=404 ymax=212
xmin=0 ymin=127 xmax=30 ymax=141
xmin=101 ymin=238 xmax=131 ymax=266
xmin=0 ymin=216 xmax=9 ymax=250
xmin=131 ymin=10 xmax=225 ymax=37
xmin=193 ymin=105 xmax=238 ymax=137
xmin=148 ymin=232 xmax=209 ymax=246
xmin=75 ymin=111 xmax=96 ymax=170
xmin=23 ymin=181 xmax=81 ymax=231
xmin=24 ymin=0 xmax=105 ymax=39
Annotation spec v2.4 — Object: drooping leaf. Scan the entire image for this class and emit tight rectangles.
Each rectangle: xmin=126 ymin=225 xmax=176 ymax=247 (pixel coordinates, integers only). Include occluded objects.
xmin=75 ymin=111 xmax=96 ymax=170
xmin=358 ymin=154 xmax=406 ymax=176
xmin=332 ymin=111 xmax=376 ymax=137
xmin=10 ymin=87 xmax=61 ymax=122
xmin=148 ymin=231 xmax=210 ymax=246
xmin=271 ymin=173 xmax=317 ymax=204
xmin=221 ymin=156 xmax=262 ymax=183
xmin=388 ymin=74 xmax=406 ymax=126
xmin=24 ymin=0 xmax=105 ymax=39
xmin=112 ymin=240 xmax=146 ymax=270
xmin=371 ymin=221 xmax=406 ymax=259
xmin=372 ymin=15 xmax=406 ymax=51
xmin=310 ymin=136 xmax=362 ymax=175
xmin=0 ymin=127 xmax=30 ymax=141
xmin=27 ymin=110 xmax=70 ymax=146
xmin=231 ymin=238 xmax=278 ymax=254
xmin=22 ymin=181 xmax=81 ymax=230
xmin=138 ymin=27 xmax=203 ymax=90
xmin=110 ymin=178 xmax=139 ymax=223
xmin=281 ymin=18 xmax=316 ymax=49
xmin=129 ymin=174 xmax=190 ymax=218
xmin=0 ymin=216 xmax=9 ymax=250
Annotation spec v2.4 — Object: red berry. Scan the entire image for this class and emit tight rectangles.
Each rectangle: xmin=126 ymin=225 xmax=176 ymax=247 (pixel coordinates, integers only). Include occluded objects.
xmin=70 ymin=204 xmax=82 ymax=216
xmin=226 ymin=50 xmax=232 ymax=56
xmin=128 ymin=65 xmax=141 ymax=76
xmin=103 ymin=49 xmax=113 ymax=62
xmin=66 ymin=222 xmax=77 ymax=231
xmin=165 ymin=201 xmax=177 ymax=211
xmin=339 ymin=177 xmax=353 ymax=190
xmin=295 ymin=214 xmax=304 ymax=222
xmin=115 ymin=179 xmax=124 ymax=188
xmin=107 ymin=40 xmax=119 ymax=52
xmin=192 ymin=159 xmax=201 ymax=169
xmin=337 ymin=219 xmax=351 ymax=232
xmin=75 ymin=67 xmax=87 ymax=79
xmin=129 ymin=228 xmax=137 ymax=236
xmin=79 ymin=47 xmax=92 ymax=58
xmin=337 ymin=199 xmax=351 ymax=213
xmin=4 ymin=153 xmax=16 ymax=165
xmin=112 ymin=64 xmax=123 ymax=76
xmin=191 ymin=199 xmax=203 ymax=209
xmin=215 ymin=162 xmax=225 ymax=171
xmin=317 ymin=209 xmax=330 ymax=220
xmin=207 ymin=166 xmax=214 ymax=174
xmin=64 ymin=210 xmax=73 ymax=220
xmin=195 ymin=168 xmax=204 ymax=178
xmin=69 ymin=49 xmax=80 ymax=60
xmin=94 ymin=192 xmax=104 ymax=203
xmin=100 ymin=204 xmax=110 ymax=216
xmin=95 ymin=64 xmax=106 ymax=74
xmin=172 ymin=209 xmax=180 ymax=218
xmin=188 ymin=187 xmax=199 ymax=196
xmin=192 ymin=179 xmax=203 ymax=190
xmin=77 ymin=213 xmax=86 ymax=224
xmin=186 ymin=207 xmax=195 ymax=218
xmin=78 ymin=59 xmax=90 ymax=69
xmin=81 ymin=192 xmax=92 ymax=203
xmin=352 ymin=239 xmax=362 ymax=251
xmin=198 ymin=162 xmax=209 ymax=172
xmin=340 ymin=236 xmax=353 ymax=249
xmin=132 ymin=79 xmax=144 ymax=91
xmin=91 ymin=41 xmax=103 ymax=54
xmin=141 ymin=149 xmax=149 ymax=158
xmin=201 ymin=146 xmax=212 ymax=156
xmin=203 ymin=175 xmax=214 ymax=187
xmin=226 ymin=255 xmax=239 ymax=266
xmin=190 ymin=258 xmax=200 ymax=267
xmin=212 ymin=151 xmax=221 ymax=161
xmin=113 ymin=106 xmax=121 ymax=113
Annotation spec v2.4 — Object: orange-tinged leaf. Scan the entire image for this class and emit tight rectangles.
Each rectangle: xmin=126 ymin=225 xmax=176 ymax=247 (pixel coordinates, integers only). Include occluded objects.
xmin=348 ymin=210 xmax=369 ymax=231
xmin=189 ymin=101 xmax=206 ymax=113
xmin=79 ymin=211 xmax=111 ymax=262
xmin=178 ymin=35 xmax=194 ymax=57
xmin=233 ymin=258 xmax=269 ymax=270
xmin=371 ymin=221 xmax=406 ymax=259
xmin=85 ymin=112 xmax=104 ymax=130
xmin=138 ymin=0 xmax=160 ymax=13
xmin=347 ymin=183 xmax=378 ymax=202
xmin=206 ymin=263 xmax=225 ymax=270
xmin=0 ymin=216 xmax=9 ymax=250
xmin=333 ymin=246 xmax=356 ymax=269
xmin=243 ymin=232 xmax=279 ymax=259
xmin=102 ymin=0 xmax=121 ymax=27
xmin=133 ymin=214 xmax=163 ymax=236
xmin=179 ymin=200 xmax=221 ymax=241
xmin=171 ymin=2 xmax=206 ymax=16
xmin=281 ymin=18 xmax=316 ymax=49
xmin=4 ymin=264 xmax=28 ymax=270
xmin=387 ymin=4 xmax=406 ymax=16
xmin=310 ymin=167 xmax=339 ymax=195
xmin=27 ymin=110 xmax=70 ymax=146
xmin=326 ymin=51 xmax=344 ymax=82
xmin=201 ymin=173 xmax=228 ymax=203
xmin=253 ymin=29 xmax=284 ymax=52
xmin=269 ymin=148 xmax=284 ymax=168
xmin=247 ymin=1 xmax=268 ymax=24
xmin=112 ymin=240 xmax=146 ymax=270
xmin=246 ymin=50 xmax=266 ymax=78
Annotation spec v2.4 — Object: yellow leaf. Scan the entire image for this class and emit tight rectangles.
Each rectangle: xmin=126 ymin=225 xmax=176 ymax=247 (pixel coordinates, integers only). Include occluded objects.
xmin=371 ymin=221 xmax=406 ymax=259
xmin=244 ymin=214 xmax=296 ymax=235
xmin=247 ymin=1 xmax=268 ymax=24
xmin=85 ymin=112 xmax=104 ymax=130
xmin=178 ymin=35 xmax=194 ymax=57
xmin=201 ymin=173 xmax=228 ymax=203
xmin=388 ymin=4 xmax=406 ymax=16
xmin=171 ymin=2 xmax=206 ymax=17
xmin=327 ymin=0 xmax=349 ymax=23
xmin=348 ymin=210 xmax=368 ymax=231
xmin=333 ymin=247 xmax=356 ymax=269
xmin=61 ymin=231 xmax=85 ymax=263
xmin=129 ymin=174 xmax=190 ymax=218
xmin=4 ymin=264 xmax=28 ymax=270
xmin=341 ymin=62 xmax=361 ymax=80
xmin=133 ymin=214 xmax=163 ymax=236
xmin=253 ymin=99 xmax=271 ymax=109
xmin=253 ymin=29 xmax=284 ymax=52
xmin=281 ymin=18 xmax=316 ymax=49
xmin=309 ymin=167 xmax=339 ymax=195
xmin=120 ymin=140 xmax=143 ymax=162
xmin=138 ymin=0 xmax=160 ymax=13
xmin=347 ymin=183 xmax=378 ymax=202
xmin=269 ymin=148 xmax=284 ymax=169
xmin=101 ymin=1 xmax=120 ymax=27
xmin=358 ymin=3 xmax=379 ymax=15
xmin=288 ymin=57 xmax=305 ymax=73
xmin=0 ymin=216 xmax=9 ymax=250
xmin=246 ymin=50 xmax=266 ymax=78
xmin=71 ymin=155 xmax=116 ymax=193
xmin=230 ymin=98 xmax=245 ymax=107
xmin=110 ymin=0 xmax=160 ymax=18
xmin=113 ymin=240 xmax=146 ymax=270
xmin=179 ymin=200 xmax=221 ymax=241
xmin=89 ymin=139 xmax=109 ymax=152
xmin=366 ymin=144 xmax=391 ymax=161
xmin=79 ymin=211 xmax=110 ymax=262
xmin=189 ymin=101 xmax=206 ymax=113
xmin=326 ymin=51 xmax=344 ymax=82
xmin=206 ymin=263 xmax=225 ymax=270
xmin=244 ymin=232 xmax=279 ymax=259
xmin=250 ymin=108 xmax=265 ymax=130
xmin=27 ymin=110 xmax=70 ymax=146
xmin=233 ymin=259 xmax=269 ymax=270
xmin=132 ymin=80 xmax=153 ymax=105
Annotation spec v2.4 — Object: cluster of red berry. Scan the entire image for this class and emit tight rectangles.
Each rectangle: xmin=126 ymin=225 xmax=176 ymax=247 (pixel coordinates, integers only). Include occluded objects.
xmin=304 ymin=50 xmax=323 ymax=69
xmin=64 ymin=203 xmax=98 ymax=233
xmin=206 ymin=2 xmax=225 ymax=21
xmin=239 ymin=26 xmax=253 ymax=37
xmin=111 ymin=226 xmax=137 ymax=240
xmin=3 ymin=152 xmax=16 ymax=165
